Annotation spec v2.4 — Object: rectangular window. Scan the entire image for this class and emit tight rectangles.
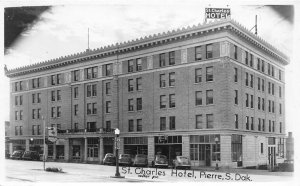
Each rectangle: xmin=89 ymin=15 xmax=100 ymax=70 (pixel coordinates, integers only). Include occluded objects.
xmin=136 ymin=77 xmax=142 ymax=91
xmin=87 ymin=122 xmax=96 ymax=132
xmin=246 ymin=116 xmax=249 ymax=130
xmin=258 ymin=97 xmax=261 ymax=110
xmin=169 ymin=116 xmax=176 ymax=130
xmin=87 ymin=85 xmax=91 ymax=97
xmin=15 ymin=96 xmax=18 ymax=105
xmin=272 ymin=101 xmax=275 ymax=113
xmin=137 ymin=119 xmax=142 ymax=132
xmin=268 ymin=63 xmax=271 ymax=75
xmin=87 ymin=103 xmax=92 ymax=115
xmin=206 ymin=44 xmax=213 ymax=59
xmin=262 ymin=79 xmax=265 ymax=92
xmin=234 ymin=45 xmax=237 ymax=60
xmin=19 ymin=126 xmax=23 ymax=135
xmin=128 ymin=99 xmax=134 ymax=111
xmin=169 ymin=94 xmax=175 ymax=108
xmin=272 ymin=83 xmax=274 ymax=95
xmin=73 ymin=70 xmax=79 ymax=81
xmin=262 ymin=60 xmax=265 ymax=72
xmin=15 ymin=82 xmax=18 ymax=91
xmin=128 ymin=120 xmax=134 ymax=132
xmin=257 ymin=58 xmax=261 ymax=70
xmin=51 ymin=107 xmax=55 ymax=118
xmin=128 ymin=79 xmax=134 ymax=92
xmin=106 ymin=121 xmax=111 ymax=130
xmin=196 ymin=115 xmax=203 ymax=129
xmin=51 ymin=75 xmax=55 ymax=85
xmin=235 ymin=114 xmax=238 ymax=129
xmin=195 ymin=68 xmax=202 ymax=83
xmin=19 ymin=81 xmax=23 ymax=90
xmin=74 ymin=123 xmax=79 ymax=131
xmin=37 ymin=93 xmax=41 ymax=103
xmin=160 ymin=74 xmax=166 ymax=88
xmin=169 ymin=51 xmax=175 ymax=65
xmin=206 ymin=90 xmax=213 ymax=105
xmin=57 ymin=106 xmax=61 ymax=117
xmin=249 ymin=54 xmax=253 ymax=67
xmin=37 ymin=108 xmax=41 ymax=119
xmin=280 ymin=122 xmax=282 ymax=133
xmin=87 ymin=67 xmax=98 ymax=79
xmin=136 ymin=58 xmax=142 ymax=71
xmin=251 ymin=117 xmax=254 ymax=130
xmin=262 ymin=119 xmax=265 ymax=131
xmin=32 ymin=94 xmax=36 ymax=103
xmin=57 ymin=90 xmax=61 ymax=101
xmin=15 ymin=126 xmax=18 ymax=135
xmin=92 ymin=103 xmax=97 ymax=114
xmin=169 ymin=72 xmax=175 ymax=86
xmin=32 ymin=125 xmax=36 ymax=135
xmin=15 ymin=111 xmax=18 ymax=120
xmin=271 ymin=66 xmax=274 ymax=77
xmin=279 ymin=86 xmax=282 ymax=98
xmin=51 ymin=91 xmax=55 ymax=101
xmin=92 ymin=84 xmax=97 ymax=97
xmin=159 ymin=53 xmax=166 ymax=67
xmin=234 ymin=68 xmax=238 ymax=82
xmin=32 ymin=109 xmax=36 ymax=119
xmin=268 ymin=100 xmax=271 ymax=112
xmin=206 ymin=67 xmax=213 ymax=82
xmin=279 ymin=103 xmax=282 ymax=115
xmin=279 ymin=69 xmax=282 ymax=80
xmin=245 ymin=51 xmax=248 ymax=65
xmin=258 ymin=118 xmax=261 ymax=131
xmin=20 ymin=110 xmax=23 ymax=120
xmin=250 ymin=95 xmax=253 ymax=108
xmin=74 ymin=87 xmax=79 ymax=98
xmin=272 ymin=121 xmax=275 ymax=132
xmin=245 ymin=72 xmax=249 ymax=86
xmin=250 ymin=74 xmax=253 ymax=88
xmin=269 ymin=120 xmax=271 ymax=132
xmin=37 ymin=125 xmax=41 ymax=135
xmin=261 ymin=143 xmax=264 ymax=154
xmin=206 ymin=114 xmax=213 ymax=128
xmin=20 ymin=95 xmax=23 ymax=105
xmin=57 ymin=74 xmax=62 ymax=84
xmin=262 ymin=98 xmax=265 ymax=111
xmin=137 ymin=98 xmax=142 ymax=111
xmin=128 ymin=59 xmax=134 ymax=72
xmin=160 ymin=95 xmax=167 ymax=109
xmin=160 ymin=117 xmax=166 ymax=131
xmin=257 ymin=77 xmax=261 ymax=90
xmin=232 ymin=135 xmax=242 ymax=162
xmin=195 ymin=46 xmax=202 ymax=60
xmin=74 ymin=104 xmax=78 ymax=116
xmin=234 ymin=90 xmax=238 ymax=105
xmin=195 ymin=91 xmax=203 ymax=106
xmin=32 ymin=78 xmax=36 ymax=88
xmin=246 ymin=93 xmax=249 ymax=107
xmin=106 ymin=82 xmax=111 ymax=95
xmin=105 ymin=64 xmax=112 ymax=76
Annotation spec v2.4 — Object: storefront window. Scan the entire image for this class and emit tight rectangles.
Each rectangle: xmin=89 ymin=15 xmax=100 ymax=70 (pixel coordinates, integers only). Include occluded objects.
xmin=87 ymin=138 xmax=99 ymax=158
xmin=212 ymin=144 xmax=220 ymax=161
xmin=232 ymin=134 xmax=242 ymax=162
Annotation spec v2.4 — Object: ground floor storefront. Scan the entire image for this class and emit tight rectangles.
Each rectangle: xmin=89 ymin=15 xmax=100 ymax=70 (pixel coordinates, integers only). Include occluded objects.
xmin=8 ymin=132 xmax=286 ymax=168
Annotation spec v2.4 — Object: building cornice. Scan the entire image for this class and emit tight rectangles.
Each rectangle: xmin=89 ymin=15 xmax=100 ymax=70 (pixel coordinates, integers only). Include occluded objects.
xmin=5 ymin=18 xmax=289 ymax=78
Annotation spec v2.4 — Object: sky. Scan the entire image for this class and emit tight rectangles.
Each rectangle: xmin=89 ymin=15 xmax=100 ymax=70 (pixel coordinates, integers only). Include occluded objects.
xmin=1 ymin=0 xmax=299 ymax=135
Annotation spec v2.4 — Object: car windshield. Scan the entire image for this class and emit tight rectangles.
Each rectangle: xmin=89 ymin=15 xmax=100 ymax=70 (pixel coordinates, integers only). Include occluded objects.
xmin=121 ymin=154 xmax=130 ymax=158
xmin=13 ymin=151 xmax=22 ymax=155
xmin=106 ymin=154 xmax=114 ymax=157
xmin=178 ymin=157 xmax=189 ymax=163
xmin=156 ymin=155 xmax=167 ymax=161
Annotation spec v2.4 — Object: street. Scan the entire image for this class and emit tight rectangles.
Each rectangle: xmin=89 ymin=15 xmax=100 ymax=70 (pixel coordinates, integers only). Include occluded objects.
xmin=2 ymin=159 xmax=294 ymax=184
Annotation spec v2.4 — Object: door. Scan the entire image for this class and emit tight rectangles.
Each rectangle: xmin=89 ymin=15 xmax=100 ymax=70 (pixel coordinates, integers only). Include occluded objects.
xmin=205 ymin=144 xmax=211 ymax=166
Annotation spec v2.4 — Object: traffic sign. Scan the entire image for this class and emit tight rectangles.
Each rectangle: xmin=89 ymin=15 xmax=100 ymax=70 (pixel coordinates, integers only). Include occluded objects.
xmin=48 ymin=127 xmax=57 ymax=137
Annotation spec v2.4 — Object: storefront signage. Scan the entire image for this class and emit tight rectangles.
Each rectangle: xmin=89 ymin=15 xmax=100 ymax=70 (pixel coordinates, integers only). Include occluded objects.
xmin=205 ymin=8 xmax=231 ymax=19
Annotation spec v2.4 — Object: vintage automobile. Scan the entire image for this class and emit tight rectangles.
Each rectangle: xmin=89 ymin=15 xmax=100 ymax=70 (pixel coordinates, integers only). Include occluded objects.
xmin=22 ymin=151 xmax=41 ymax=161
xmin=133 ymin=154 xmax=148 ymax=167
xmin=172 ymin=156 xmax=191 ymax=169
xmin=10 ymin=150 xmax=24 ymax=160
xmin=152 ymin=155 xmax=168 ymax=168
xmin=103 ymin=153 xmax=116 ymax=165
xmin=119 ymin=154 xmax=133 ymax=166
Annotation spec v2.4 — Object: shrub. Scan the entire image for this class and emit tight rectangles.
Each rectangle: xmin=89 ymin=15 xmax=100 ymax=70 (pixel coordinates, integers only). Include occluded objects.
xmin=45 ymin=167 xmax=63 ymax=172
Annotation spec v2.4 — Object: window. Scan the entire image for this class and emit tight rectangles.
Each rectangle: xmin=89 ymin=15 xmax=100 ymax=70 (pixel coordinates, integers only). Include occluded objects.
xmin=128 ymin=60 xmax=134 ymax=72
xmin=51 ymin=107 xmax=56 ymax=118
xmin=15 ymin=82 xmax=18 ymax=91
xmin=73 ymin=70 xmax=79 ymax=81
xmin=128 ymin=79 xmax=134 ymax=92
xmin=262 ymin=79 xmax=265 ymax=92
xmin=250 ymin=95 xmax=253 ymax=108
xmin=20 ymin=110 xmax=23 ymax=120
xmin=257 ymin=77 xmax=261 ymax=91
xmin=206 ymin=114 xmax=213 ymax=128
xmin=105 ymin=82 xmax=111 ymax=95
xmin=245 ymin=72 xmax=249 ymax=86
xmin=87 ymin=84 xmax=97 ymax=97
xmin=250 ymin=74 xmax=253 ymax=88
xmin=169 ymin=72 xmax=175 ymax=86
xmin=160 ymin=74 xmax=166 ymax=88
xmin=15 ymin=111 xmax=18 ymax=120
xmin=262 ymin=60 xmax=265 ymax=72
xmin=87 ymin=103 xmax=92 ymax=115
xmin=268 ymin=63 xmax=271 ymax=75
xmin=92 ymin=84 xmax=97 ymax=96
xmin=195 ymin=91 xmax=203 ymax=106
xmin=169 ymin=116 xmax=176 ymax=130
xmin=32 ymin=94 xmax=36 ymax=103
xmin=57 ymin=106 xmax=61 ymax=117
xmin=15 ymin=126 xmax=18 ymax=135
xmin=272 ymin=121 xmax=275 ymax=132
xmin=268 ymin=100 xmax=271 ymax=112
xmin=234 ymin=45 xmax=237 ymax=60
xmin=232 ymin=135 xmax=242 ymax=162
xmin=212 ymin=143 xmax=220 ymax=161
xmin=137 ymin=119 xmax=142 ymax=132
xmin=137 ymin=98 xmax=142 ymax=111
xmin=195 ymin=68 xmax=202 ymax=83
xmin=74 ymin=87 xmax=79 ymax=98
xmin=258 ymin=118 xmax=261 ymax=131
xmin=206 ymin=67 xmax=213 ymax=82
xmin=271 ymin=66 xmax=274 ymax=77
xmin=160 ymin=95 xmax=167 ymax=109
xmin=206 ymin=90 xmax=213 ymax=105
xmin=272 ymin=83 xmax=275 ymax=95
xmin=74 ymin=104 xmax=78 ymax=116
xmin=57 ymin=90 xmax=61 ymax=101
xmin=169 ymin=94 xmax=175 ymax=108
xmin=136 ymin=77 xmax=142 ymax=91
xmin=15 ymin=96 xmax=18 ymax=105
xmin=169 ymin=51 xmax=175 ymax=65
xmin=32 ymin=78 xmax=36 ymax=88
xmin=86 ymin=66 xmax=98 ymax=79
xmin=279 ymin=103 xmax=282 ymax=114
xmin=128 ymin=120 xmax=134 ymax=132
xmin=37 ymin=93 xmax=41 ymax=103
xmin=37 ymin=108 xmax=41 ymax=119
xmin=57 ymin=74 xmax=62 ymax=84
xmin=279 ymin=69 xmax=282 ymax=80
xmin=32 ymin=109 xmax=36 ymax=119
xmin=245 ymin=93 xmax=249 ymax=107
xmin=257 ymin=58 xmax=261 ymax=70
xmin=262 ymin=98 xmax=265 ymax=111
xmin=105 ymin=64 xmax=112 ymax=76
xmin=235 ymin=114 xmax=238 ymax=129
xmin=51 ymin=91 xmax=55 ymax=101
xmin=159 ymin=53 xmax=166 ymax=67
xmin=87 ymin=122 xmax=96 ymax=132
xmin=19 ymin=126 xmax=23 ymax=135
xmin=258 ymin=97 xmax=261 ymax=110
xmin=195 ymin=46 xmax=202 ymax=60
xmin=246 ymin=116 xmax=249 ymax=130
xmin=280 ymin=122 xmax=282 ymax=133
xmin=128 ymin=99 xmax=134 ymax=111
xmin=92 ymin=103 xmax=97 ymax=114
xmin=234 ymin=90 xmax=238 ymax=105
xmin=74 ymin=123 xmax=79 ymax=131
xmin=261 ymin=143 xmax=264 ymax=154
xmin=262 ymin=119 xmax=265 ymax=131
xmin=37 ymin=125 xmax=41 ymax=135
xmin=249 ymin=54 xmax=253 ymax=67
xmin=206 ymin=44 xmax=213 ymax=59
xmin=160 ymin=117 xmax=166 ymax=131
xmin=136 ymin=58 xmax=142 ymax=71
xmin=245 ymin=51 xmax=248 ymax=65
xmin=234 ymin=68 xmax=238 ymax=82
xmin=251 ymin=117 xmax=254 ymax=130
xmin=106 ymin=121 xmax=111 ymax=130
xmin=32 ymin=125 xmax=36 ymax=135
xmin=196 ymin=115 xmax=203 ymax=129
xmin=279 ymin=86 xmax=282 ymax=98
xmin=269 ymin=120 xmax=271 ymax=132
xmin=272 ymin=101 xmax=275 ymax=113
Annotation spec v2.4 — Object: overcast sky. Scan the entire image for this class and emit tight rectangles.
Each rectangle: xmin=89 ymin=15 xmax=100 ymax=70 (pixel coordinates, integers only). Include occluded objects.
xmin=1 ymin=0 xmax=299 ymax=134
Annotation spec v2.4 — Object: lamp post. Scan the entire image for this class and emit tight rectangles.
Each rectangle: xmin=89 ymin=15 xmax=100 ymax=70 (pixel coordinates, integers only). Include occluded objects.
xmin=111 ymin=128 xmax=124 ymax=178
xmin=215 ymin=137 xmax=219 ymax=170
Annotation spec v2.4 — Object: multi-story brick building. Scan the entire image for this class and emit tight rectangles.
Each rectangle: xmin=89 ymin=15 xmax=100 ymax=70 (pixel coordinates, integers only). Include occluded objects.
xmin=5 ymin=18 xmax=289 ymax=168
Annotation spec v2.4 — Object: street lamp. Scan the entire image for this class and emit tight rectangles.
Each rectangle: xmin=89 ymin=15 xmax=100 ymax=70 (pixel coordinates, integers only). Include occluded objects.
xmin=215 ymin=137 xmax=219 ymax=170
xmin=111 ymin=128 xmax=124 ymax=178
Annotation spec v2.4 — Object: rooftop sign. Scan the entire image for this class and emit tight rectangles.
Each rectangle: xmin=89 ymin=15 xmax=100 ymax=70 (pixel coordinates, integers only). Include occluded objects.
xmin=205 ymin=8 xmax=231 ymax=19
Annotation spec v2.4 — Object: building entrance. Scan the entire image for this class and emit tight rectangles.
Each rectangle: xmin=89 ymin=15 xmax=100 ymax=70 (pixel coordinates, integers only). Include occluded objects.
xmin=154 ymin=136 xmax=182 ymax=165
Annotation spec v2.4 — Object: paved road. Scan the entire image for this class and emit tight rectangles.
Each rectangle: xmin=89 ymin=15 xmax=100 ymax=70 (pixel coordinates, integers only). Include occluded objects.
xmin=2 ymin=159 xmax=295 ymax=183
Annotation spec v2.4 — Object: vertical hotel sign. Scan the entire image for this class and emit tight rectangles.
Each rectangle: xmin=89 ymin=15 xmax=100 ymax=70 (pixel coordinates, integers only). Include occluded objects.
xmin=205 ymin=8 xmax=231 ymax=20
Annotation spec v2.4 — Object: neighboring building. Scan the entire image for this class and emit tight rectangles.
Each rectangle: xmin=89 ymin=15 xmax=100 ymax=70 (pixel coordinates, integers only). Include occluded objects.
xmin=5 ymin=18 xmax=289 ymax=168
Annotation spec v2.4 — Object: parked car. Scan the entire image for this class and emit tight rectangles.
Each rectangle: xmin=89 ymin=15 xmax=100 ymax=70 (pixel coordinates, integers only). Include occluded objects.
xmin=10 ymin=150 xmax=24 ymax=160
xmin=22 ymin=151 xmax=40 ymax=161
xmin=103 ymin=153 xmax=116 ymax=165
xmin=5 ymin=151 xmax=10 ymax=159
xmin=172 ymin=156 xmax=191 ymax=169
xmin=133 ymin=154 xmax=148 ymax=167
xmin=152 ymin=155 xmax=168 ymax=168
xmin=278 ymin=159 xmax=294 ymax=172
xmin=119 ymin=154 xmax=133 ymax=166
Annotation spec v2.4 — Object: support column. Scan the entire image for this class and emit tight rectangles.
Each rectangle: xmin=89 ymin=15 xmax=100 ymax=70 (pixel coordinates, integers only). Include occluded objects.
xmin=84 ymin=137 xmax=88 ymax=163
xmin=64 ymin=139 xmax=70 ymax=161
xmin=182 ymin=135 xmax=190 ymax=157
xmin=119 ymin=137 xmax=124 ymax=155
xmin=9 ymin=143 xmax=13 ymax=155
xmin=220 ymin=134 xmax=232 ymax=168
xmin=99 ymin=137 xmax=104 ymax=164
xmin=25 ymin=139 xmax=30 ymax=151
xmin=44 ymin=144 xmax=48 ymax=159
xmin=147 ymin=136 xmax=154 ymax=165
xmin=53 ymin=143 xmax=57 ymax=160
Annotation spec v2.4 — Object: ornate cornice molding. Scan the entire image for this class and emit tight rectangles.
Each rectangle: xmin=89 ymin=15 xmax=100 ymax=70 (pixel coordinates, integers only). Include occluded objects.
xmin=5 ymin=18 xmax=289 ymax=78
